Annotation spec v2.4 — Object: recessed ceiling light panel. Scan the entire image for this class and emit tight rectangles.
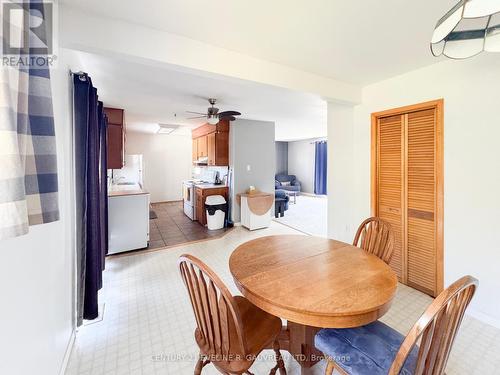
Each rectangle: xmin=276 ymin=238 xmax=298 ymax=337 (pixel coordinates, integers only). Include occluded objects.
xmin=157 ymin=124 xmax=179 ymax=135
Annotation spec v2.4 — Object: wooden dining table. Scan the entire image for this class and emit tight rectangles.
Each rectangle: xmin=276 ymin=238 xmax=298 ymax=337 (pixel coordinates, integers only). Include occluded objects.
xmin=229 ymin=235 xmax=398 ymax=374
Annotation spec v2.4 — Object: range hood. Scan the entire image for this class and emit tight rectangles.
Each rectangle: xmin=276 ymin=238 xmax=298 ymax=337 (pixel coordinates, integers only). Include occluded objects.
xmin=195 ymin=156 xmax=208 ymax=165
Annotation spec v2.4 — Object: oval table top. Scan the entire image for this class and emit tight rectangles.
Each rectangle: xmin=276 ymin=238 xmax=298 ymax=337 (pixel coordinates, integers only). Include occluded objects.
xmin=229 ymin=235 xmax=398 ymax=328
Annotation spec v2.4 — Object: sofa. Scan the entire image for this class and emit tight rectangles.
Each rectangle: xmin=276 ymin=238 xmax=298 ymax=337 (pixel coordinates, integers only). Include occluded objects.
xmin=275 ymin=174 xmax=301 ymax=193
xmin=274 ymin=189 xmax=290 ymax=218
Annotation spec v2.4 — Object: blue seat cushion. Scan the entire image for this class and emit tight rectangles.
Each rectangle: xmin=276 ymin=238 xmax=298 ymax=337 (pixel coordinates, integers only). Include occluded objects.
xmin=315 ymin=321 xmax=418 ymax=375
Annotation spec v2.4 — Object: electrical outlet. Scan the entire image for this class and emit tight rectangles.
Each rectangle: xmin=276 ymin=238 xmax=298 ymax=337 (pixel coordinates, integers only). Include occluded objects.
xmin=246 ymin=165 xmax=251 ymax=172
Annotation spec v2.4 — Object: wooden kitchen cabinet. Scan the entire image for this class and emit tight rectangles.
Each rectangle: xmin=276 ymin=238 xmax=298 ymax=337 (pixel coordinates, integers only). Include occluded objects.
xmin=192 ymin=119 xmax=230 ymax=166
xmin=207 ymin=132 xmax=216 ymax=165
xmin=107 ymin=124 xmax=123 ymax=169
xmin=207 ymin=131 xmax=229 ymax=166
xmin=197 ymin=136 xmax=208 ymax=158
xmin=192 ymin=138 xmax=198 ymax=162
xmin=195 ymin=186 xmax=229 ymax=226
xmin=104 ymin=107 xmax=125 ymax=169
xmin=214 ymin=131 xmax=229 ymax=166
xmin=192 ymin=120 xmax=229 ymax=138
xmin=195 ymin=188 xmax=203 ymax=222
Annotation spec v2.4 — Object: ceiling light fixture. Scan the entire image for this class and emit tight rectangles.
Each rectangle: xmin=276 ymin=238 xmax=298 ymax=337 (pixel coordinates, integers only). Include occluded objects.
xmin=157 ymin=124 xmax=179 ymax=135
xmin=186 ymin=98 xmax=241 ymax=124
xmin=431 ymin=0 xmax=500 ymax=59
xmin=207 ymin=115 xmax=219 ymax=125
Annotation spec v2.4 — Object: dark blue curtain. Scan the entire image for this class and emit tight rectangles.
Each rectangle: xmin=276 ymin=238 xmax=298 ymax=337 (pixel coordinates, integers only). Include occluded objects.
xmin=314 ymin=141 xmax=327 ymax=195
xmin=74 ymin=74 xmax=108 ymax=324
xmin=98 ymin=101 xmax=109 ymax=276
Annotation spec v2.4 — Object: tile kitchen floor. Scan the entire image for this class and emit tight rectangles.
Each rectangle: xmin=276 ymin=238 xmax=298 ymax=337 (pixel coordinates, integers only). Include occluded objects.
xmin=147 ymin=201 xmax=228 ymax=249
xmin=66 ymin=222 xmax=500 ymax=375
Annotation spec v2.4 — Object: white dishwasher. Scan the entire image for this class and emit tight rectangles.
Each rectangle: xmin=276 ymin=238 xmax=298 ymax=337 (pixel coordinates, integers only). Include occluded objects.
xmin=108 ymin=189 xmax=150 ymax=254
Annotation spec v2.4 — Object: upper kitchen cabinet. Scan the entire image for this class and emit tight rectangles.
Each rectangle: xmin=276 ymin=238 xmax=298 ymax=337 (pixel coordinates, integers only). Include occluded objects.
xmin=104 ymin=107 xmax=125 ymax=169
xmin=192 ymin=138 xmax=198 ymax=163
xmin=197 ymin=136 xmax=208 ymax=158
xmin=192 ymin=119 xmax=230 ymax=166
xmin=207 ymin=132 xmax=215 ymax=165
xmin=210 ymin=130 xmax=229 ymax=166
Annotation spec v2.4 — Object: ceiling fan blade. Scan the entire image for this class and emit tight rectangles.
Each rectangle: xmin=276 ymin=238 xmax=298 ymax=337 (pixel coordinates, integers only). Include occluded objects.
xmin=186 ymin=111 xmax=207 ymax=115
xmin=187 ymin=116 xmax=207 ymax=119
xmin=218 ymin=110 xmax=241 ymax=118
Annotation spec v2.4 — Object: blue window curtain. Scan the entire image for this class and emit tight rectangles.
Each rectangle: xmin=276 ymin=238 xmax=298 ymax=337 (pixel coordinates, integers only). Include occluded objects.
xmin=314 ymin=141 xmax=327 ymax=195
xmin=73 ymin=73 xmax=108 ymax=324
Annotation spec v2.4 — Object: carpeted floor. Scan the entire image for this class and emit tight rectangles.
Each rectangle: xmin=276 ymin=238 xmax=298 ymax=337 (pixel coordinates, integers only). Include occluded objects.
xmin=274 ymin=194 xmax=327 ymax=237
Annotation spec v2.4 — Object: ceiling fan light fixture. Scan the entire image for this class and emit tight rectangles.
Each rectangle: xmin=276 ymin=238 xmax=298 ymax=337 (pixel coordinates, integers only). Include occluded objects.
xmin=463 ymin=0 xmax=500 ymax=17
xmin=485 ymin=14 xmax=500 ymax=51
xmin=431 ymin=2 xmax=465 ymax=44
xmin=207 ymin=115 xmax=219 ymax=125
xmin=186 ymin=98 xmax=241 ymax=124
xmin=431 ymin=0 xmax=500 ymax=59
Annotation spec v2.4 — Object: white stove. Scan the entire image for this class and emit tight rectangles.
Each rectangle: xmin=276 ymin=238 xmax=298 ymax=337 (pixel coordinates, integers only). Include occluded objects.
xmin=182 ymin=181 xmax=195 ymax=220
xmin=182 ymin=180 xmax=210 ymax=220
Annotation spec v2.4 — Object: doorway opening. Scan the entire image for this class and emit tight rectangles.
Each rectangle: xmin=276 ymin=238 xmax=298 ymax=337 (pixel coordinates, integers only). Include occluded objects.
xmin=274 ymin=138 xmax=328 ymax=237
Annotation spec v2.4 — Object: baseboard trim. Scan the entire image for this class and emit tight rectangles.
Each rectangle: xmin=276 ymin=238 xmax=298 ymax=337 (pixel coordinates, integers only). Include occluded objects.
xmin=300 ymin=192 xmax=327 ymax=198
xmin=151 ymin=199 xmax=183 ymax=205
xmin=59 ymin=329 xmax=76 ymax=375
xmin=467 ymin=308 xmax=500 ymax=329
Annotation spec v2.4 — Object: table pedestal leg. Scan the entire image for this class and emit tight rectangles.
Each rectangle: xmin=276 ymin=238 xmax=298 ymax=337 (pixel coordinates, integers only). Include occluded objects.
xmin=270 ymin=321 xmax=323 ymax=374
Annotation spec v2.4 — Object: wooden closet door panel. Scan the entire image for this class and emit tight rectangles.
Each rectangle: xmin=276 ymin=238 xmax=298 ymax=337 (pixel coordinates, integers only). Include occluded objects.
xmin=377 ymin=115 xmax=405 ymax=280
xmin=406 ymin=109 xmax=436 ymax=295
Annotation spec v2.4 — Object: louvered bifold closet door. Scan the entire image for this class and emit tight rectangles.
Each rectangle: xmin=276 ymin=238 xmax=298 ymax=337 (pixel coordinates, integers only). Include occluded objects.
xmin=377 ymin=115 xmax=405 ymax=280
xmin=406 ymin=109 xmax=437 ymax=296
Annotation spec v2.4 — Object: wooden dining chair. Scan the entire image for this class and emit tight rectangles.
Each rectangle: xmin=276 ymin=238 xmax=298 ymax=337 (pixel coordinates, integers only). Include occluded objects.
xmin=353 ymin=217 xmax=395 ymax=264
xmin=315 ymin=275 xmax=478 ymax=375
xmin=178 ymin=254 xmax=287 ymax=375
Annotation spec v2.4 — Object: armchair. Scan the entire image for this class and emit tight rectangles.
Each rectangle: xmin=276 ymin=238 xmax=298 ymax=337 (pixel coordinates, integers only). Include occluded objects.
xmin=275 ymin=174 xmax=301 ymax=193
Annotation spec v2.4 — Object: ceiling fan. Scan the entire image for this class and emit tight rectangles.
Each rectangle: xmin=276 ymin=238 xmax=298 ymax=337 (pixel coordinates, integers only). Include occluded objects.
xmin=186 ymin=98 xmax=241 ymax=125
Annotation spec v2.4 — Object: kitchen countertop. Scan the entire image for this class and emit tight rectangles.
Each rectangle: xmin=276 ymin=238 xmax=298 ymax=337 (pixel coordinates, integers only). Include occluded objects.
xmin=193 ymin=183 xmax=228 ymax=190
xmin=108 ymin=183 xmax=149 ymax=197
xmin=108 ymin=189 xmax=149 ymax=197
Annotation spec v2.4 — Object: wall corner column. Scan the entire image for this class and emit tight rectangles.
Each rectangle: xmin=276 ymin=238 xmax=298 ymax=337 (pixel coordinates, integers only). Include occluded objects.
xmin=327 ymin=102 xmax=356 ymax=242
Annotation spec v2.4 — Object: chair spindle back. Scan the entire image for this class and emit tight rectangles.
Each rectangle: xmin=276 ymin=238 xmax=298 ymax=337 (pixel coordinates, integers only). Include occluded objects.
xmin=353 ymin=217 xmax=395 ymax=264
xmin=389 ymin=275 xmax=478 ymax=375
xmin=179 ymin=255 xmax=247 ymax=360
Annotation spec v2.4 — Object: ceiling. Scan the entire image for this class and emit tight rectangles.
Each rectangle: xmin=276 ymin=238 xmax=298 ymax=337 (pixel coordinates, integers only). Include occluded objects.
xmin=60 ymin=0 xmax=456 ymax=85
xmin=64 ymin=50 xmax=326 ymax=141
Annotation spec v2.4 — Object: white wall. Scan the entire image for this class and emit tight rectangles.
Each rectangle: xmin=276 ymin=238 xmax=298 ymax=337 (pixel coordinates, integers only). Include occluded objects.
xmin=328 ymin=54 xmax=500 ymax=328
xmin=288 ymin=138 xmax=324 ymax=194
xmin=0 ymin=62 xmax=75 ymax=373
xmin=327 ymin=103 xmax=355 ymax=243
xmin=125 ymin=132 xmax=192 ymax=203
